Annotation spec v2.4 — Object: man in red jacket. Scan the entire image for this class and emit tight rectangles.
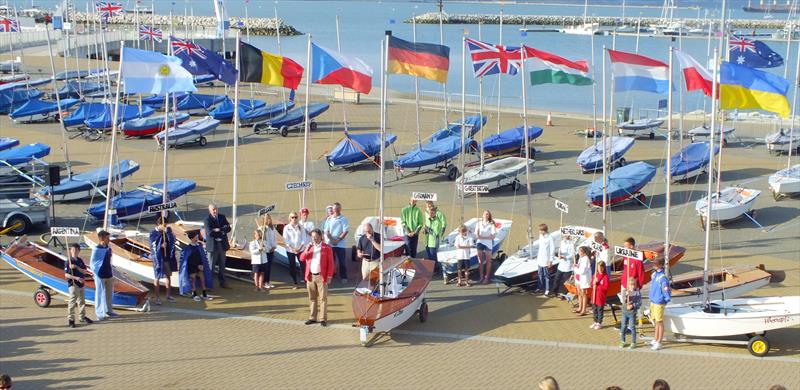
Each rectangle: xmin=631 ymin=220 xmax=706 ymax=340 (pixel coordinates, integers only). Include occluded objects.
xmin=620 ymin=237 xmax=645 ymax=292
xmin=300 ymin=229 xmax=335 ymax=327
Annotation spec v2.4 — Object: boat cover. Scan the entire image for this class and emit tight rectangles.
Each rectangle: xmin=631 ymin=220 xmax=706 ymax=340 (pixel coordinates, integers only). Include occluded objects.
xmin=176 ymin=94 xmax=226 ymax=112
xmin=155 ymin=117 xmax=221 ymax=143
xmin=576 ymin=136 xmax=635 ymax=171
xmin=459 ymin=156 xmax=533 ymax=185
xmin=62 ymin=103 xmax=108 ymax=127
xmin=0 ymin=143 xmax=51 ymax=166
xmin=395 ymin=135 xmax=473 ymax=170
xmin=54 ymin=69 xmax=91 ymax=80
xmin=10 ymin=98 xmax=80 ymax=119
xmin=586 ymin=161 xmax=656 ymax=204
xmin=483 ymin=126 xmax=543 ymax=153
xmin=241 ymin=101 xmax=295 ymax=123
xmin=427 ymin=115 xmax=488 ymax=143
xmin=0 ymin=88 xmax=43 ymax=114
xmin=618 ymin=118 xmax=664 ymax=131
xmin=86 ymin=179 xmax=197 ymax=220
xmin=141 ymin=92 xmax=189 ymax=108
xmin=84 ymin=104 xmax=155 ymax=129
xmin=666 ymin=142 xmax=719 ymax=178
xmin=122 ymin=112 xmax=190 ymax=134
xmin=41 ymin=160 xmax=140 ymax=196
xmin=688 ymin=125 xmax=735 ymax=136
xmin=0 ymin=138 xmax=19 ymax=152
xmin=50 ymin=80 xmax=105 ymax=99
xmin=326 ymin=132 xmax=398 ymax=166
xmin=261 ymin=103 xmax=330 ymax=128
xmin=209 ymin=98 xmax=267 ymax=121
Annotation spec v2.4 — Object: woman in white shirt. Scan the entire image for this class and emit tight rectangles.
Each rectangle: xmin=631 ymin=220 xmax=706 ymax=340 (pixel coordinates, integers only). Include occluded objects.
xmin=454 ymin=224 xmax=476 ymax=287
xmin=553 ymin=235 xmax=575 ymax=299
xmin=574 ymin=246 xmax=592 ymax=316
xmin=475 ymin=210 xmax=497 ymax=285
xmin=260 ymin=214 xmax=278 ymax=289
xmin=248 ymin=230 xmax=267 ymax=292
xmin=282 ymin=212 xmax=306 ymax=289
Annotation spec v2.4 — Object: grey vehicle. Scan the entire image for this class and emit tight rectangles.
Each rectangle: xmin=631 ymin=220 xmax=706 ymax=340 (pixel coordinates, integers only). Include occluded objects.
xmin=0 ymin=198 xmax=50 ymax=235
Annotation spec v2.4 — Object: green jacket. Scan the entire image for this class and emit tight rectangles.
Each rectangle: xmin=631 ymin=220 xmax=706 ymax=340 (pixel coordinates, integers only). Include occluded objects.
xmin=401 ymin=205 xmax=424 ymax=234
xmin=424 ymin=212 xmax=446 ymax=248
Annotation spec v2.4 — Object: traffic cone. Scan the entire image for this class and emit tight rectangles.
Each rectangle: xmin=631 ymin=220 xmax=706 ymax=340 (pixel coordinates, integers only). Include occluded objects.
xmin=546 ymin=112 xmax=553 ymax=126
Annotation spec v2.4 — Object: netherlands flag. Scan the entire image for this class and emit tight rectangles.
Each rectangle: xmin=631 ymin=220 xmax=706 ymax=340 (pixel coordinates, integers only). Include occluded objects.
xmin=608 ymin=49 xmax=669 ymax=94
xmin=311 ymin=43 xmax=373 ymax=94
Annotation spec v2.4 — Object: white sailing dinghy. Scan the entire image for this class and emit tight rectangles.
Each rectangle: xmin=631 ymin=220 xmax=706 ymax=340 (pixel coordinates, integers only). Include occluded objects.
xmin=437 ymin=217 xmax=512 ymax=283
xmin=695 ymin=187 xmax=761 ymax=226
xmin=768 ymin=164 xmax=800 ymax=200
xmin=456 ymin=156 xmax=533 ymax=192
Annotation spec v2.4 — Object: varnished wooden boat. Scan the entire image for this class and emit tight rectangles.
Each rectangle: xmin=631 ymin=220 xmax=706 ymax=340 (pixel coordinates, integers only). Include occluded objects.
xmin=1 ymin=238 xmax=149 ymax=310
xmin=352 ymin=257 xmax=435 ymax=345
xmin=84 ymin=230 xmax=180 ymax=288
xmin=643 ymin=265 xmax=772 ymax=305
xmin=565 ymin=242 xmax=685 ymax=302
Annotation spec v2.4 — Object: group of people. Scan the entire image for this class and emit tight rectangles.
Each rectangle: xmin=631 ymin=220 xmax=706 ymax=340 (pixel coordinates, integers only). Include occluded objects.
xmin=538 ymin=376 xmax=673 ymax=390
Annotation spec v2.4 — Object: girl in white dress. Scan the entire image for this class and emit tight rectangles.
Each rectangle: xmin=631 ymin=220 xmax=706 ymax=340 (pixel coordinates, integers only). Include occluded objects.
xmin=574 ymin=246 xmax=592 ymax=316
xmin=475 ymin=210 xmax=497 ymax=284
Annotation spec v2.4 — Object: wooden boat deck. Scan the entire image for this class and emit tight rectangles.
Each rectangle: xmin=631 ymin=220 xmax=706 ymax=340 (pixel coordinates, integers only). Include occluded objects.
xmin=84 ymin=231 xmax=153 ymax=267
xmin=352 ymin=257 xmax=435 ymax=327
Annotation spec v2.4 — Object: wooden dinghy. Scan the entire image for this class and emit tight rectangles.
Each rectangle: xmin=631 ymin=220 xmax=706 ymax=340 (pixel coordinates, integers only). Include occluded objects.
xmin=643 ymin=265 xmax=772 ymax=305
xmin=1 ymin=238 xmax=150 ymax=310
xmin=84 ymin=230 xmax=180 ymax=288
xmin=352 ymin=257 xmax=435 ymax=346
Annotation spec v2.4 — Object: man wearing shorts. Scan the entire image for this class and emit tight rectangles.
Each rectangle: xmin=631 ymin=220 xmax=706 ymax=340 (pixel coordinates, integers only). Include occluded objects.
xmin=648 ymin=257 xmax=671 ymax=351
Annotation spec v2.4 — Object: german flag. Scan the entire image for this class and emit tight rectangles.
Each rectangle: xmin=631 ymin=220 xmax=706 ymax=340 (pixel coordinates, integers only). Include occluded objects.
xmin=239 ymin=41 xmax=304 ymax=90
xmin=388 ymin=36 xmax=449 ymax=83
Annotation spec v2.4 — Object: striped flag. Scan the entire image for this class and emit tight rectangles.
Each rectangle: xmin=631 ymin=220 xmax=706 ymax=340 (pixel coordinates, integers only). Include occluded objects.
xmin=525 ymin=47 xmax=592 ymax=86
xmin=0 ymin=17 xmax=20 ymax=33
xmin=138 ymin=25 xmax=163 ymax=42
xmin=387 ymin=36 xmax=450 ymax=83
xmin=608 ymin=49 xmax=669 ymax=94
xmin=674 ymin=49 xmax=714 ymax=97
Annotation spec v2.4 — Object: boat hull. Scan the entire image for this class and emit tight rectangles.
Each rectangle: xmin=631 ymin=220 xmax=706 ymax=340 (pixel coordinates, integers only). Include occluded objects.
xmin=84 ymin=232 xmax=181 ymax=288
xmin=664 ymin=296 xmax=800 ymax=337
xmin=695 ymin=187 xmax=761 ymax=222
xmin=437 ymin=218 xmax=512 ymax=277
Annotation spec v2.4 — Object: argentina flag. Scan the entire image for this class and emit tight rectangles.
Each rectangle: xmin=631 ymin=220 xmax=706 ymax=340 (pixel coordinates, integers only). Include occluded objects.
xmin=120 ymin=47 xmax=197 ymax=95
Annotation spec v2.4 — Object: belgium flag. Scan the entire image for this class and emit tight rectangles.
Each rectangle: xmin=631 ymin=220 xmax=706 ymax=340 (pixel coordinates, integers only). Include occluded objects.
xmin=239 ymin=41 xmax=304 ymax=90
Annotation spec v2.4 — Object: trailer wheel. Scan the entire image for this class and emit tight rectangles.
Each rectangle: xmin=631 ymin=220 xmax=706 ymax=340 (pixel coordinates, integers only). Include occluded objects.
xmin=511 ymin=179 xmax=521 ymax=191
xmin=528 ymin=147 xmax=536 ymax=159
xmin=5 ymin=215 xmax=30 ymax=235
xmin=649 ymin=132 xmax=655 ymax=140
xmin=496 ymin=251 xmax=507 ymax=263
xmin=637 ymin=193 xmax=646 ymax=205
xmin=772 ymin=191 xmax=782 ymax=201
xmin=280 ymin=126 xmax=289 ymax=137
xmin=310 ymin=121 xmax=318 ymax=131
xmin=418 ymin=300 xmax=429 ymax=323
xmin=34 ymin=288 xmax=51 ymax=308
xmin=722 ymin=138 xmax=728 ymax=147
xmin=748 ymin=335 xmax=770 ymax=357
xmin=198 ymin=136 xmax=207 ymax=146
xmin=447 ymin=165 xmax=459 ymax=181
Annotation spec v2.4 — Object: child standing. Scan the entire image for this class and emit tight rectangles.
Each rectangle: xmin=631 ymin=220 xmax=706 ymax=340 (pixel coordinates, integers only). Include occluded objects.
xmin=249 ymin=230 xmax=267 ymax=292
xmin=619 ymin=282 xmax=642 ymax=348
xmin=65 ymin=243 xmax=93 ymax=328
xmin=590 ymin=261 xmax=609 ymax=329
xmin=454 ymin=225 xmax=475 ymax=287
xmin=552 ymin=235 xmax=575 ymax=299
xmin=181 ymin=231 xmax=212 ymax=302
xmin=574 ymin=246 xmax=592 ymax=316
xmin=649 ymin=257 xmax=671 ymax=351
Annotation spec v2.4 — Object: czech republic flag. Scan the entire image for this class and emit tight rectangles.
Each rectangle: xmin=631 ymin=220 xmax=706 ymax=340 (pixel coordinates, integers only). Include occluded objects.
xmin=311 ymin=43 xmax=373 ymax=94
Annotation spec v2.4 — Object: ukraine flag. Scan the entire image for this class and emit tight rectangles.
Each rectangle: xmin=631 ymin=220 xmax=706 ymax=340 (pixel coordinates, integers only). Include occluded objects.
xmin=719 ymin=62 xmax=791 ymax=118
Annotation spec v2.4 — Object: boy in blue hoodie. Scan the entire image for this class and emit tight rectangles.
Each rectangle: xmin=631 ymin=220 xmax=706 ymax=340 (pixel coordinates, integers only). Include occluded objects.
xmin=649 ymin=257 xmax=671 ymax=351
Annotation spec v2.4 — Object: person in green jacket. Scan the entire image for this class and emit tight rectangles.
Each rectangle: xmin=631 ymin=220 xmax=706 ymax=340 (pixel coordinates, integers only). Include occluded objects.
xmin=401 ymin=198 xmax=424 ymax=257
xmin=423 ymin=205 xmax=446 ymax=270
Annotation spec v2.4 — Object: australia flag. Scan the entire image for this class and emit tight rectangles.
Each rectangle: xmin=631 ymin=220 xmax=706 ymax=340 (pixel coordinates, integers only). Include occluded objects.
xmin=170 ymin=36 xmax=238 ymax=86
xmin=728 ymin=35 xmax=784 ymax=69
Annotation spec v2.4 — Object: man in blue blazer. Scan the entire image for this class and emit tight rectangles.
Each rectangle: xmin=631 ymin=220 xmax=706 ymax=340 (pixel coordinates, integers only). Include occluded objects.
xmin=203 ymin=204 xmax=232 ymax=288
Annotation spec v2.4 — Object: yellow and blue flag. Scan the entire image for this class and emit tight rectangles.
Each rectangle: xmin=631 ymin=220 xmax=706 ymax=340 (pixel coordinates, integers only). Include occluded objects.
xmin=720 ymin=61 xmax=790 ymax=118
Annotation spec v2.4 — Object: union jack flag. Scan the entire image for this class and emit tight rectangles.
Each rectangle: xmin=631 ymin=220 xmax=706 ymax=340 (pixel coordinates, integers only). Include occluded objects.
xmin=728 ymin=36 xmax=756 ymax=54
xmin=465 ymin=38 xmax=524 ymax=78
xmin=171 ymin=37 xmax=207 ymax=59
xmin=0 ymin=17 xmax=20 ymax=33
xmin=138 ymin=25 xmax=163 ymax=42
xmin=96 ymin=2 xmax=124 ymax=19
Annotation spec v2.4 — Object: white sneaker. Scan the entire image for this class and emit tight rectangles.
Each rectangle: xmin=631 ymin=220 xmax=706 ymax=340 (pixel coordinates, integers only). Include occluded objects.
xmin=193 ymin=295 xmax=201 ymax=302
xmin=544 ymin=290 xmax=550 ymax=296
xmin=649 ymin=339 xmax=656 ymax=346
xmin=651 ymin=342 xmax=661 ymax=351
xmin=589 ymin=322 xmax=596 ymax=329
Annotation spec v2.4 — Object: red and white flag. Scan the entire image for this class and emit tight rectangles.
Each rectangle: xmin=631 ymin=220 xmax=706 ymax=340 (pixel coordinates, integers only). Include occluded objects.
xmin=674 ymin=49 xmax=714 ymax=98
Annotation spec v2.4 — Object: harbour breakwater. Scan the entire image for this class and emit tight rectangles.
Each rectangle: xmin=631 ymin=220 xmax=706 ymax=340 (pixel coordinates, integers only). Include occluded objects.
xmin=408 ymin=12 xmax=788 ymax=30
xmin=67 ymin=12 xmax=301 ymax=36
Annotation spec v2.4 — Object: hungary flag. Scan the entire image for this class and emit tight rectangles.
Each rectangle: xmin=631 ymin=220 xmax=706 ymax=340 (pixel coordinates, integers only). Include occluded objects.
xmin=526 ymin=47 xmax=593 ymax=86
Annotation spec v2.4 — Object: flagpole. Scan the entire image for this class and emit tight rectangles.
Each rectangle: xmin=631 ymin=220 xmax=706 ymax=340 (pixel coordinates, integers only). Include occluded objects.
xmin=103 ymin=41 xmax=125 ymax=231
xmin=301 ymin=33 xmax=312 ymax=208
xmin=601 ymin=45 xmax=608 ymax=236
xmin=162 ymin=36 xmax=172 ymax=206
xmin=231 ymin=29 xmax=242 ymax=239
xmin=335 ymin=15 xmax=349 ymax=134
xmin=519 ymin=44 xmax=534 ymax=259
xmin=459 ymin=33 xmax=466 ymax=224
xmin=701 ymin=47 xmax=720 ymax=306
xmin=44 ymin=26 xmax=72 ymax=178
xmin=245 ymin=3 xmax=250 ymax=41
xmin=412 ymin=12 xmax=422 ymax=147
xmin=439 ymin=9 xmax=448 ymax=128
xmin=788 ymin=38 xmax=799 ymax=169
xmin=274 ymin=3 xmax=287 ymax=105
xmin=609 ymin=31 xmax=616 ymax=133
xmin=665 ymin=46 xmax=673 ymax=278
xmin=379 ymin=32 xmax=389 ymax=296
xmin=150 ymin=0 xmax=155 ymax=51
xmin=478 ymin=22 xmax=485 ymax=169
xmin=678 ymin=32 xmax=685 ymax=141
xmin=714 ymin=0 xmax=728 ymax=196
xmin=134 ymin=6 xmax=140 ymax=48
xmin=496 ymin=8 xmax=503 ymax=135
xmin=590 ymin=31 xmax=598 ymax=140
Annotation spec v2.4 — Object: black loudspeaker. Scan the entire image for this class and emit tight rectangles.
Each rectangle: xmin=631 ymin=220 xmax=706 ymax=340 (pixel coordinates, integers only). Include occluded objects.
xmin=47 ymin=165 xmax=61 ymax=186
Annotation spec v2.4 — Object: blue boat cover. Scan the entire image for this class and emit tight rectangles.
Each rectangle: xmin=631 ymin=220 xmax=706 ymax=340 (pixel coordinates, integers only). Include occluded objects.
xmin=483 ymin=126 xmax=543 ymax=153
xmin=10 ymin=98 xmax=80 ymax=119
xmin=84 ymin=104 xmax=156 ymax=129
xmin=263 ymin=103 xmax=330 ymax=128
xmin=194 ymin=74 xmax=216 ymax=84
xmin=427 ymin=115 xmax=488 ymax=143
xmin=86 ymin=179 xmax=197 ymax=220
xmin=141 ymin=92 xmax=189 ymax=108
xmin=0 ymin=88 xmax=43 ymax=114
xmin=54 ymin=69 xmax=91 ymax=80
xmin=576 ymin=137 xmax=635 ymax=171
xmin=327 ymin=132 xmax=398 ymax=166
xmin=122 ymin=112 xmax=190 ymax=131
xmin=666 ymin=142 xmax=719 ymax=177
xmin=176 ymin=94 xmax=226 ymax=111
xmin=242 ymin=101 xmax=295 ymax=122
xmin=50 ymin=80 xmax=105 ymax=99
xmin=395 ymin=135 xmax=473 ymax=169
xmin=0 ymin=143 xmax=51 ymax=165
xmin=155 ymin=118 xmax=221 ymax=143
xmin=209 ymin=98 xmax=267 ymax=121
xmin=0 ymin=138 xmax=19 ymax=152
xmin=41 ymin=160 xmax=140 ymax=196
xmin=63 ymin=103 xmax=108 ymax=127
xmin=586 ymin=161 xmax=656 ymax=203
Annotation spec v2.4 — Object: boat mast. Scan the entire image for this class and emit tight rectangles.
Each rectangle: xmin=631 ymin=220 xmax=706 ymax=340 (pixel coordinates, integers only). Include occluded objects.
xmin=478 ymin=22 xmax=485 ymax=169
xmin=788 ymin=38 xmax=799 ymax=169
xmin=44 ymin=26 xmax=73 ymax=178
xmin=782 ymin=4 xmax=795 ymax=79
xmin=231 ymin=30 xmax=243 ymax=239
xmin=591 ymin=31 xmax=598 ymax=140
xmin=701 ymin=47 xmax=720 ymax=307
xmin=102 ymin=42 xmax=125 ymax=231
xmin=335 ymin=15 xmax=349 ymax=134
xmin=664 ymin=46 xmax=674 ymax=278
xmin=379 ymin=33 xmax=389 ymax=296
xmin=412 ymin=12 xmax=421 ymax=147
xmin=459 ymin=33 xmax=466 ymax=223
xmin=519 ymin=45 xmax=534 ymax=257
xmin=301 ymin=34 xmax=312 ymax=208
xmin=601 ymin=45 xmax=608 ymax=236
xmin=162 ymin=37 xmax=172 ymax=208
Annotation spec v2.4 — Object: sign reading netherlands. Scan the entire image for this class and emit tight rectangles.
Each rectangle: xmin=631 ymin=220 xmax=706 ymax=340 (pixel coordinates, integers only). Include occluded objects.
xmin=554 ymin=199 xmax=569 ymax=214
xmin=258 ymin=204 xmax=276 ymax=216
xmin=50 ymin=227 xmax=80 ymax=237
xmin=614 ymin=246 xmax=644 ymax=261
xmin=411 ymin=192 xmax=438 ymax=201
xmin=285 ymin=181 xmax=313 ymax=191
xmin=462 ymin=184 xmax=490 ymax=193
xmin=147 ymin=201 xmax=177 ymax=213
xmin=560 ymin=227 xmax=585 ymax=237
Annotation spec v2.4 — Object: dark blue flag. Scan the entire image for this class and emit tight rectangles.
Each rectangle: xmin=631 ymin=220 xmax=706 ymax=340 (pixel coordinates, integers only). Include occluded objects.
xmin=170 ymin=36 xmax=238 ymax=86
xmin=658 ymin=99 xmax=668 ymax=109
xmin=728 ymin=35 xmax=783 ymax=69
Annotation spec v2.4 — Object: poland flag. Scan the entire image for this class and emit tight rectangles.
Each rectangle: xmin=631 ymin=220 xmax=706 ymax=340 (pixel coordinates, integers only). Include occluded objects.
xmin=675 ymin=50 xmax=715 ymax=98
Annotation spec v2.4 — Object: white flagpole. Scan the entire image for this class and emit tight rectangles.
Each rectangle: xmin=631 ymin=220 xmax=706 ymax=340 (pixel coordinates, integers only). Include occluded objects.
xmin=150 ymin=0 xmax=155 ymax=51
xmin=520 ymin=44 xmax=534 ymax=256
xmin=45 ymin=26 xmax=72 ymax=178
xmin=102 ymin=42 xmax=125 ymax=231
xmin=459 ymin=33 xmax=466 ymax=223
xmin=665 ymin=46 xmax=674 ymax=278
xmin=788 ymin=38 xmax=799 ymax=169
xmin=591 ymin=31 xmax=598 ymax=139
xmin=601 ymin=45 xmax=608 ymax=235
xmin=496 ymin=8 xmax=503 ymax=135
xmin=702 ymin=47 xmax=720 ymax=306
xmin=231 ymin=29 xmax=242 ymax=238
xmin=439 ymin=9 xmax=448 ymax=127
xmin=162 ymin=37 xmax=172 ymax=205
xmin=301 ymin=33 xmax=312 ymax=208
xmin=412 ymin=13 xmax=421 ymax=147
xmin=274 ymin=3 xmax=287 ymax=104
xmin=379 ymin=32 xmax=389 ymax=295
xmin=335 ymin=15 xmax=349 ymax=133
xmin=478 ymin=22 xmax=485 ymax=169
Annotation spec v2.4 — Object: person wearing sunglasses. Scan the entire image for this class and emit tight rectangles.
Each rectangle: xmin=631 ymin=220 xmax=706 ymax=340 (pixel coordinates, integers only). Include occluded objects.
xmin=283 ymin=212 xmax=306 ymax=289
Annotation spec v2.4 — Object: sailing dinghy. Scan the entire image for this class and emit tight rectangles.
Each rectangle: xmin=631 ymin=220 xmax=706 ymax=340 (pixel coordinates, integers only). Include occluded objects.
xmin=576 ymin=136 xmax=635 ymax=173
xmin=642 ymin=265 xmax=772 ymax=306
xmin=765 ymin=128 xmax=799 ymax=155
xmin=482 ymin=126 xmax=543 ymax=157
xmin=0 ymin=137 xmax=19 ymax=152
xmin=86 ymin=179 xmax=196 ymax=222
xmin=252 ymin=103 xmax=330 ymax=136
xmin=353 ymin=217 xmax=406 ymax=259
xmin=456 ymin=156 xmax=534 ymax=192
xmin=695 ymin=187 xmax=761 ymax=226
xmin=176 ymin=93 xmax=226 ymax=115
xmin=586 ymin=161 xmax=656 ymax=207
xmin=768 ymin=164 xmax=800 ymax=200
xmin=10 ymin=98 xmax=80 ymax=123
xmin=84 ymin=104 xmax=155 ymax=130
xmin=326 ymin=132 xmax=398 ymax=170
xmin=83 ymin=230 xmax=181 ymax=288
xmin=209 ymin=98 xmax=267 ymax=122
xmin=436 ymin=218 xmax=512 ymax=283
xmin=427 ymin=115 xmax=488 ymax=143
xmin=617 ymin=118 xmax=664 ymax=138
xmin=154 ymin=117 xmax=221 ymax=148
xmin=666 ymin=142 xmax=719 ymax=181
xmin=394 ymin=135 xmax=476 ymax=180
xmin=122 ymin=112 xmax=190 ymax=137
xmin=688 ymin=124 xmax=737 ymax=145
xmin=39 ymin=160 xmax=140 ymax=201
xmin=0 ymin=143 xmax=50 ymax=176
